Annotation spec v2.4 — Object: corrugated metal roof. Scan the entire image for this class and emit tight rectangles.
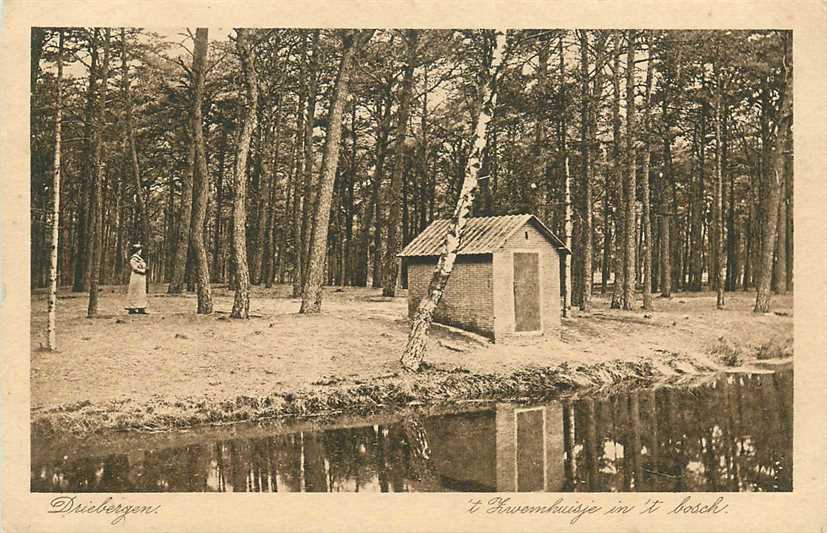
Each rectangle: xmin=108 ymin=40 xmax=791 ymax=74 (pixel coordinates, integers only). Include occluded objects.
xmin=398 ymin=214 xmax=571 ymax=257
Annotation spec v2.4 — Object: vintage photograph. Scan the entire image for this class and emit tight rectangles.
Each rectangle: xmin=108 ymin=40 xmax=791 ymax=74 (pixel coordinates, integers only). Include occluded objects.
xmin=29 ymin=27 xmax=793 ymax=493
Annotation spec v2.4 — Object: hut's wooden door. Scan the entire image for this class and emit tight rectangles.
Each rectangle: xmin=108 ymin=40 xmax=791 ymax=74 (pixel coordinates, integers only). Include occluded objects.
xmin=513 ymin=252 xmax=541 ymax=332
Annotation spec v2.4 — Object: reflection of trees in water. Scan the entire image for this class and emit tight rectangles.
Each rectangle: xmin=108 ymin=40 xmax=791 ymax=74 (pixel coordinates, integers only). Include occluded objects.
xmin=32 ymin=418 xmax=439 ymax=492
xmin=564 ymin=371 xmax=793 ymax=492
xmin=31 ymin=371 xmax=792 ymax=493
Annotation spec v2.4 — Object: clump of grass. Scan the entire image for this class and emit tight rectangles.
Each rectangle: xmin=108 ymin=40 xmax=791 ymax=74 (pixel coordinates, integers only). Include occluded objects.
xmin=756 ymin=335 xmax=793 ymax=360
xmin=710 ymin=337 xmax=744 ymax=367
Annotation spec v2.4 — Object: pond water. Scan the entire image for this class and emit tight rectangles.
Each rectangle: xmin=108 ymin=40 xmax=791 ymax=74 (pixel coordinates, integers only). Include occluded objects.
xmin=32 ymin=368 xmax=792 ymax=492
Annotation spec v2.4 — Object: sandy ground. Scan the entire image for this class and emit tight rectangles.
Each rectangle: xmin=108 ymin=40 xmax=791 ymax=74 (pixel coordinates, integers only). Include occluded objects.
xmin=30 ymin=283 xmax=793 ymax=434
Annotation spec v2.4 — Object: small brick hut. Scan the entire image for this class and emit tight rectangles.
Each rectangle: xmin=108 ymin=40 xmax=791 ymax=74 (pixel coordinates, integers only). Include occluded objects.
xmin=400 ymin=214 xmax=570 ymax=342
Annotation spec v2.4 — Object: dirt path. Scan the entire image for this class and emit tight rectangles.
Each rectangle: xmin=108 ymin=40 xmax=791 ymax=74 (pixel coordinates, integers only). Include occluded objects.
xmin=30 ymin=284 xmax=793 ymax=435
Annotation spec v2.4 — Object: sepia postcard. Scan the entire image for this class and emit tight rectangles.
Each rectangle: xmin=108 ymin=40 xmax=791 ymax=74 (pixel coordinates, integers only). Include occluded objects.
xmin=2 ymin=0 xmax=826 ymax=531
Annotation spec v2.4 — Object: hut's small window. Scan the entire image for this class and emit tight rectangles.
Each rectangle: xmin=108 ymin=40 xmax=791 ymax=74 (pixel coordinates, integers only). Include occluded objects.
xmin=524 ymin=231 xmax=528 ymax=239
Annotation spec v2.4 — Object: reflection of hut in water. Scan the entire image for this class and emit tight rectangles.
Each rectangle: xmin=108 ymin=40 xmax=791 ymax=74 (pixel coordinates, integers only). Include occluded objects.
xmin=420 ymin=404 xmax=566 ymax=492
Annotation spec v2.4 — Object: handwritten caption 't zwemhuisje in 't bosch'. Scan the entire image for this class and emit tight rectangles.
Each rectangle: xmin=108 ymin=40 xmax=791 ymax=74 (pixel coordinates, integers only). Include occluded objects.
xmin=467 ymin=495 xmax=729 ymax=524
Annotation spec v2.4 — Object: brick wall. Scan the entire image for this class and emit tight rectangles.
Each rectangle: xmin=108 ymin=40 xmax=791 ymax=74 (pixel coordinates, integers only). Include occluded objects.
xmin=406 ymin=254 xmax=495 ymax=338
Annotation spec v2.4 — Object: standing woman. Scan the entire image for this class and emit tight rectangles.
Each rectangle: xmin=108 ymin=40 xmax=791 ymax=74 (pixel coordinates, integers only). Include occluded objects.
xmin=126 ymin=243 xmax=148 ymax=314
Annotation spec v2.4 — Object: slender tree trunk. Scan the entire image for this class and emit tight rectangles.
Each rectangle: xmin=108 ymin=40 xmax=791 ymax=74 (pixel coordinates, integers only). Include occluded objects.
xmin=121 ymin=29 xmax=150 ymax=293
xmin=578 ymin=31 xmax=593 ymax=312
xmin=784 ymin=132 xmax=793 ymax=292
xmin=601 ymin=149 xmax=612 ymax=295
xmin=190 ymin=28 xmax=213 ymax=314
xmin=725 ymin=99 xmax=738 ymax=291
xmin=230 ymin=28 xmax=259 ymax=319
xmin=640 ymin=32 xmax=654 ymax=311
xmin=401 ymin=30 xmax=507 ymax=371
xmin=360 ymin=88 xmax=392 ymax=287
xmin=301 ymin=30 xmax=375 ymax=313
xmin=372 ymin=86 xmax=393 ymax=289
xmin=291 ymin=101 xmax=306 ymax=296
xmin=253 ymin=120 xmax=275 ymax=285
xmin=87 ymin=29 xmax=110 ymax=318
xmin=755 ymin=33 xmax=792 ymax=313
xmin=714 ymin=59 xmax=726 ymax=308
xmin=610 ymin=32 xmax=625 ymax=309
xmin=622 ymin=31 xmax=637 ymax=311
xmin=264 ymin=102 xmax=284 ymax=288
xmin=560 ymin=34 xmax=573 ymax=317
xmin=114 ymin=169 xmax=125 ymax=281
xmin=47 ymin=30 xmax=64 ymax=350
xmin=383 ymin=30 xmax=419 ymax=297
xmin=299 ymin=30 xmax=321 ymax=291
xmin=212 ymin=125 xmax=228 ymax=281
xmin=168 ymin=136 xmax=195 ymax=293
xmin=73 ymin=32 xmax=99 ymax=293
xmin=774 ymin=184 xmax=787 ymax=294
xmin=345 ymin=102 xmax=357 ymax=285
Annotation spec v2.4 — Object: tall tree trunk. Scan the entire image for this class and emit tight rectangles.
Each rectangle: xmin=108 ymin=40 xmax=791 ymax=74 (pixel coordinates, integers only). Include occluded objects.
xmin=725 ymin=99 xmax=738 ymax=291
xmin=401 ymin=30 xmax=507 ymax=371
xmin=253 ymin=119 xmax=275 ymax=285
xmin=47 ymin=30 xmax=64 ymax=350
xmin=212 ymin=124 xmax=228 ymax=281
xmin=300 ymin=30 xmax=375 ymax=313
xmin=560 ymin=34 xmax=573 ymax=317
xmin=660 ymin=134 xmax=673 ymax=298
xmin=360 ymin=87 xmax=392 ymax=287
xmin=755 ymin=33 xmax=792 ymax=313
xmin=230 ymin=28 xmax=259 ymax=319
xmin=714 ymin=58 xmax=726 ymax=308
xmin=383 ymin=30 xmax=419 ymax=297
xmin=640 ymin=32 xmax=654 ymax=311
xmin=373 ymin=85 xmax=393 ymax=288
xmin=87 ymin=29 xmax=110 ymax=318
xmin=610 ymin=32 xmax=625 ymax=309
xmin=264 ymin=100 xmax=284 ymax=288
xmin=345 ymin=101 xmax=357 ymax=285
xmin=168 ymin=136 xmax=196 ymax=293
xmin=577 ymin=31 xmax=593 ymax=312
xmin=121 ymin=29 xmax=150 ymax=292
xmin=73 ymin=31 xmax=99 ymax=293
xmin=622 ymin=31 xmax=637 ymax=311
xmin=291 ymin=100 xmax=306 ymax=297
xmin=190 ymin=28 xmax=213 ymax=314
xmin=601 ymin=149 xmax=612 ymax=295
xmin=299 ymin=30 xmax=321 ymax=292
xmin=784 ymin=131 xmax=793 ymax=292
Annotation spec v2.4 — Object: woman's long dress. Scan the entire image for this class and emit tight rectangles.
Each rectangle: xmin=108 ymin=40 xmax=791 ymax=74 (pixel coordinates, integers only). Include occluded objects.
xmin=126 ymin=253 xmax=147 ymax=309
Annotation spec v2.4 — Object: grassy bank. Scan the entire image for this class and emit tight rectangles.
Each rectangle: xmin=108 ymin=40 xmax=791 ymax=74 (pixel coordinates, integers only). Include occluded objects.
xmin=31 ymin=284 xmax=793 ymax=437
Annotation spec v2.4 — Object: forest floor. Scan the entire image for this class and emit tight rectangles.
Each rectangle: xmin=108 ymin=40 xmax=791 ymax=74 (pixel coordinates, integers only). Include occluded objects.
xmin=30 ymin=283 xmax=793 ymax=436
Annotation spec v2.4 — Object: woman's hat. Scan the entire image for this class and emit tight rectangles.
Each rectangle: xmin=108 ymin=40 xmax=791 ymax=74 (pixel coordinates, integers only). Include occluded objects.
xmin=131 ymin=243 xmax=143 ymax=250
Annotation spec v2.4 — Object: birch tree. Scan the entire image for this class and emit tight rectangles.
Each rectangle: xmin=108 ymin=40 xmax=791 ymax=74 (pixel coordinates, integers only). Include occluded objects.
xmin=46 ymin=30 xmax=64 ymax=350
xmin=401 ymin=30 xmax=508 ymax=372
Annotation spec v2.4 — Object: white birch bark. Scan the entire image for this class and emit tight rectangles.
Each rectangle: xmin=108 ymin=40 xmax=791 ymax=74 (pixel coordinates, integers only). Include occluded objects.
xmin=401 ymin=30 xmax=508 ymax=371
xmin=47 ymin=30 xmax=64 ymax=350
